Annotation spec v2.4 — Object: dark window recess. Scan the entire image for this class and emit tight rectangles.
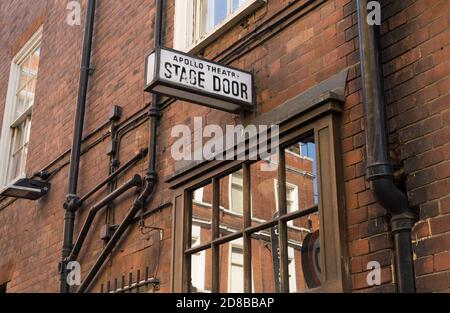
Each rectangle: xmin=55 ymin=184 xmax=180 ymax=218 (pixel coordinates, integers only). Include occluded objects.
xmin=0 ymin=283 xmax=7 ymax=293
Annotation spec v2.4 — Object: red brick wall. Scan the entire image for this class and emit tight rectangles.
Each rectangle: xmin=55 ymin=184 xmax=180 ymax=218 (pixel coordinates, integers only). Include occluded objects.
xmin=344 ymin=0 xmax=450 ymax=293
xmin=380 ymin=0 xmax=450 ymax=293
xmin=0 ymin=0 xmax=448 ymax=293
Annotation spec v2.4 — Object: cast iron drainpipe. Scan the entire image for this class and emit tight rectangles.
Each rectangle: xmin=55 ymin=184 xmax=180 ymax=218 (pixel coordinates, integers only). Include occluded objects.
xmin=60 ymin=0 xmax=96 ymax=293
xmin=79 ymin=148 xmax=148 ymax=204
xmin=76 ymin=0 xmax=165 ymax=293
xmin=356 ymin=0 xmax=416 ymax=292
xmin=67 ymin=174 xmax=144 ymax=262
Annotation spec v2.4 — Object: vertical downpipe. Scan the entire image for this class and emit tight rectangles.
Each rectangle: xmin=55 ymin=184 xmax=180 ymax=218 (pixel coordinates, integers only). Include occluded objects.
xmin=74 ymin=0 xmax=165 ymax=293
xmin=356 ymin=0 xmax=416 ymax=292
xmin=60 ymin=0 xmax=97 ymax=293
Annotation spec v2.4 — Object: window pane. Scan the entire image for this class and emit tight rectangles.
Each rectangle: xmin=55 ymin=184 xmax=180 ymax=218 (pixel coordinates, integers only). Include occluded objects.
xmin=11 ymin=124 xmax=25 ymax=153
xmin=191 ymin=183 xmax=213 ymax=246
xmin=27 ymin=77 xmax=37 ymax=95
xmin=8 ymin=151 xmax=22 ymax=181
xmin=230 ymin=171 xmax=243 ymax=213
xmin=6 ymin=118 xmax=32 ymax=183
xmin=211 ymin=0 xmax=227 ymax=28
xmin=250 ymin=158 xmax=278 ymax=223
xmin=28 ymin=47 xmax=41 ymax=74
xmin=18 ymin=70 xmax=29 ymax=91
xmin=219 ymin=169 xmax=244 ymax=235
xmin=198 ymin=0 xmax=230 ymax=38
xmin=251 ymin=231 xmax=279 ymax=292
xmin=219 ymin=238 xmax=244 ymax=292
xmin=284 ymin=135 xmax=318 ymax=210
xmin=15 ymin=90 xmax=30 ymax=119
xmin=286 ymin=185 xmax=298 ymax=212
xmin=193 ymin=187 xmax=204 ymax=203
xmin=189 ymin=236 xmax=211 ymax=293
xmin=232 ymin=0 xmax=246 ymax=12
xmin=14 ymin=46 xmax=39 ymax=119
xmin=287 ymin=212 xmax=321 ymax=292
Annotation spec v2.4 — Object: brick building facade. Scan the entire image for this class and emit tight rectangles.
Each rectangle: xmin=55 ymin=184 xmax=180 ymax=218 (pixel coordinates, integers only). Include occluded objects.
xmin=0 ymin=0 xmax=449 ymax=293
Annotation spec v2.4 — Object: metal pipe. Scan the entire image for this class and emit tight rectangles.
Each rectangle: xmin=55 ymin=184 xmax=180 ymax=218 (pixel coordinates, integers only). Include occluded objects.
xmin=60 ymin=0 xmax=97 ymax=293
xmin=79 ymin=148 xmax=148 ymax=204
xmin=76 ymin=0 xmax=165 ymax=293
xmin=111 ymin=116 xmax=149 ymax=174
xmin=67 ymin=0 xmax=96 ymax=196
xmin=76 ymin=189 xmax=158 ymax=293
xmin=356 ymin=0 xmax=416 ymax=293
xmin=68 ymin=175 xmax=143 ymax=262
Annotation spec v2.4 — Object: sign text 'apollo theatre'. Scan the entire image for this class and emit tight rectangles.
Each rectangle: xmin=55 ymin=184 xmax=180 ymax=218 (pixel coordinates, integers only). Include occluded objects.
xmin=144 ymin=47 xmax=254 ymax=113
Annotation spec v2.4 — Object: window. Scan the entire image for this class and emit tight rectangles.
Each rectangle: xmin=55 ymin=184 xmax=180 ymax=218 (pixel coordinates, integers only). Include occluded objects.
xmin=287 ymin=247 xmax=296 ymax=293
xmin=196 ymin=0 xmax=247 ymax=40
xmin=0 ymin=28 xmax=42 ymax=188
xmin=170 ymin=84 xmax=350 ymax=293
xmin=286 ymin=185 xmax=298 ymax=213
xmin=274 ymin=181 xmax=299 ymax=213
xmin=190 ymin=225 xmax=208 ymax=292
xmin=228 ymin=239 xmax=244 ymax=292
xmin=188 ymin=184 xmax=213 ymax=292
xmin=182 ymin=136 xmax=325 ymax=293
xmin=285 ymin=141 xmax=319 ymax=205
xmin=174 ymin=0 xmax=265 ymax=52
xmin=275 ymin=181 xmax=299 ymax=226
xmin=193 ymin=187 xmax=204 ymax=203
xmin=229 ymin=171 xmax=243 ymax=214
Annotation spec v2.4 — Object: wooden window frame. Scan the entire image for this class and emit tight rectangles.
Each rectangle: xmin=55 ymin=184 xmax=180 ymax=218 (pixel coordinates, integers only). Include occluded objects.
xmin=170 ymin=109 xmax=349 ymax=293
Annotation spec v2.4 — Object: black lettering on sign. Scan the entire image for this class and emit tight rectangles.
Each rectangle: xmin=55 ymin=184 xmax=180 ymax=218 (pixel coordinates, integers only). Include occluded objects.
xmin=232 ymin=81 xmax=239 ymax=96
xmin=180 ymin=67 xmax=187 ymax=83
xmin=241 ymin=83 xmax=248 ymax=100
xmin=189 ymin=69 xmax=196 ymax=85
xmin=223 ymin=78 xmax=230 ymax=94
xmin=198 ymin=71 xmax=205 ymax=88
xmin=163 ymin=58 xmax=249 ymax=101
xmin=213 ymin=75 xmax=221 ymax=92
xmin=173 ymin=64 xmax=181 ymax=76
xmin=164 ymin=63 xmax=172 ymax=79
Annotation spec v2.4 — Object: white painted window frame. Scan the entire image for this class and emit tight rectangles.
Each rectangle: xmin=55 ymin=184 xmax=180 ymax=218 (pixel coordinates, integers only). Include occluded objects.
xmin=287 ymin=246 xmax=297 ymax=292
xmin=173 ymin=0 xmax=266 ymax=53
xmin=0 ymin=27 xmax=42 ymax=190
xmin=274 ymin=179 xmax=299 ymax=227
xmin=274 ymin=179 xmax=299 ymax=213
xmin=228 ymin=238 xmax=244 ymax=292
xmin=227 ymin=238 xmax=255 ymax=292
xmin=228 ymin=171 xmax=244 ymax=214
xmin=190 ymin=224 xmax=209 ymax=292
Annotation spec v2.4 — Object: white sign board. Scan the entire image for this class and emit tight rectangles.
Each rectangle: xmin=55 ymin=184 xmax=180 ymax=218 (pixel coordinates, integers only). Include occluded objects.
xmin=145 ymin=47 xmax=253 ymax=113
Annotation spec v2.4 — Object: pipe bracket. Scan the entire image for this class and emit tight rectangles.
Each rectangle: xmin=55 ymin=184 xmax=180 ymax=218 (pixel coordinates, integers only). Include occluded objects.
xmin=391 ymin=213 xmax=416 ymax=234
xmin=366 ymin=163 xmax=394 ymax=180
xmin=145 ymin=172 xmax=158 ymax=185
xmin=148 ymin=107 xmax=161 ymax=118
xmin=58 ymin=261 xmax=66 ymax=274
xmin=64 ymin=194 xmax=82 ymax=212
